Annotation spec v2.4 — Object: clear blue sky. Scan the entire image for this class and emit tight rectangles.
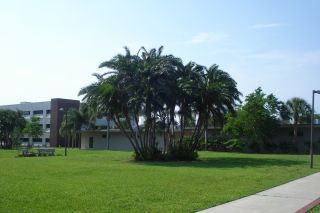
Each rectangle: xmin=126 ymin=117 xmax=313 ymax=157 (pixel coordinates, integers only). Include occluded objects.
xmin=1 ymin=0 xmax=320 ymax=110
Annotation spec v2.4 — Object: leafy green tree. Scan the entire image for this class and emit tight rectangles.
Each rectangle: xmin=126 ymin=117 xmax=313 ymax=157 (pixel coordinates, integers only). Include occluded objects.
xmin=11 ymin=111 xmax=27 ymax=148
xmin=0 ymin=110 xmax=26 ymax=149
xmin=285 ymin=97 xmax=311 ymax=142
xmin=23 ymin=117 xmax=43 ymax=146
xmin=223 ymin=87 xmax=283 ymax=152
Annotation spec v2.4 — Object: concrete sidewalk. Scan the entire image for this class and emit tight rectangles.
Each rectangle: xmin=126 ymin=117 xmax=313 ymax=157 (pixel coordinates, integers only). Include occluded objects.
xmin=199 ymin=172 xmax=320 ymax=213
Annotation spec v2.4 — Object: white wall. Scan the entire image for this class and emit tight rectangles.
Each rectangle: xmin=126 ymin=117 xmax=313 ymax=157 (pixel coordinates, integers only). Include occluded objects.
xmin=81 ymin=131 xmax=165 ymax=151
xmin=81 ymin=132 xmax=133 ymax=151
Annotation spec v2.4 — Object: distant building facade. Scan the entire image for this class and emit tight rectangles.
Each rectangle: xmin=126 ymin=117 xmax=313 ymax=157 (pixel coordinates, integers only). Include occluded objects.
xmin=271 ymin=124 xmax=320 ymax=154
xmin=0 ymin=98 xmax=80 ymax=147
xmin=79 ymin=124 xmax=320 ymax=153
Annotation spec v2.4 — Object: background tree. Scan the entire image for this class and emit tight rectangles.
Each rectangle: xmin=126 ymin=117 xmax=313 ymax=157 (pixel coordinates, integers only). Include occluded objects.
xmin=10 ymin=111 xmax=27 ymax=148
xmin=23 ymin=117 xmax=43 ymax=147
xmin=175 ymin=63 xmax=241 ymax=155
xmin=285 ymin=97 xmax=311 ymax=142
xmin=0 ymin=110 xmax=26 ymax=149
xmin=223 ymin=87 xmax=283 ymax=152
xmin=59 ymin=108 xmax=84 ymax=148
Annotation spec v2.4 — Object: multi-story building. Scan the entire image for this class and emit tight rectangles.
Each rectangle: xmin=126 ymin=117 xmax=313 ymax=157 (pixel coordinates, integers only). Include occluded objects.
xmin=0 ymin=98 xmax=80 ymax=147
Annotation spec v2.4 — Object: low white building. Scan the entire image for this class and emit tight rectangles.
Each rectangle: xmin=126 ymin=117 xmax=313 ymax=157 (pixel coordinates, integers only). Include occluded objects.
xmin=81 ymin=129 xmax=165 ymax=151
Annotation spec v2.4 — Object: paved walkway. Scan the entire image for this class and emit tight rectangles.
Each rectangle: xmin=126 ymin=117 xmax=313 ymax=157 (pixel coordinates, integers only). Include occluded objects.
xmin=199 ymin=172 xmax=320 ymax=213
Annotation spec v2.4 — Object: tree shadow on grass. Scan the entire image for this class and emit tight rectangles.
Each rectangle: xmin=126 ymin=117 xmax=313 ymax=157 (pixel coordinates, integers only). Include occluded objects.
xmin=131 ymin=157 xmax=307 ymax=169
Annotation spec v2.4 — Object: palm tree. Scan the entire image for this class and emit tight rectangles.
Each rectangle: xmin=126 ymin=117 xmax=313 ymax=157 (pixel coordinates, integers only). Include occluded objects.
xmin=79 ymin=47 xmax=147 ymax=158
xmin=59 ymin=108 xmax=84 ymax=148
xmin=201 ymin=65 xmax=241 ymax=150
xmin=176 ymin=63 xmax=241 ymax=152
xmin=79 ymin=46 xmax=183 ymax=160
xmin=176 ymin=62 xmax=205 ymax=148
xmin=286 ymin=97 xmax=311 ymax=142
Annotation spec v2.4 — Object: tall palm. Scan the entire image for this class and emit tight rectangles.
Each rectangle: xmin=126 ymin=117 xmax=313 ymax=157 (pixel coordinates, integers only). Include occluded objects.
xmin=139 ymin=46 xmax=182 ymax=153
xmin=59 ymin=109 xmax=84 ymax=148
xmin=176 ymin=63 xmax=241 ymax=151
xmin=176 ymin=62 xmax=206 ymax=147
xmin=204 ymin=65 xmax=241 ymax=124
xmin=79 ymin=46 xmax=183 ymax=160
xmin=194 ymin=65 xmax=241 ymax=150
xmin=286 ymin=97 xmax=311 ymax=142
xmin=79 ymin=47 xmax=148 ymax=158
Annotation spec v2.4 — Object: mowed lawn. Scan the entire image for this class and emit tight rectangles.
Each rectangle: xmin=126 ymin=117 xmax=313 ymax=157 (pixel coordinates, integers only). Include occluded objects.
xmin=0 ymin=149 xmax=319 ymax=212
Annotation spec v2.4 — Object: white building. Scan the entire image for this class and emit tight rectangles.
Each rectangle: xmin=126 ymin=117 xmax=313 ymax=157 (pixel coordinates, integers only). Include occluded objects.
xmin=0 ymin=101 xmax=51 ymax=146
xmin=80 ymin=129 xmax=165 ymax=151
xmin=0 ymin=98 xmax=80 ymax=147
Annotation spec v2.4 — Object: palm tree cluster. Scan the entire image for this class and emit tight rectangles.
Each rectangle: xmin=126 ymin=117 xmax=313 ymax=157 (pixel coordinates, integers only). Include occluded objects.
xmin=79 ymin=46 xmax=241 ymax=160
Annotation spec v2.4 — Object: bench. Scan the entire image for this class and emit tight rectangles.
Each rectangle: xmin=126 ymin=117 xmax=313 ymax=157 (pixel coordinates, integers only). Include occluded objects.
xmin=36 ymin=148 xmax=55 ymax=156
xmin=21 ymin=149 xmax=37 ymax=157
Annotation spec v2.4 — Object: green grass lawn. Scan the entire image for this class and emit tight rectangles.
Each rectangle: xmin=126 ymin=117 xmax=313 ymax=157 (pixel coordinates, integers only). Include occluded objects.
xmin=309 ymin=204 xmax=320 ymax=212
xmin=0 ymin=149 xmax=319 ymax=212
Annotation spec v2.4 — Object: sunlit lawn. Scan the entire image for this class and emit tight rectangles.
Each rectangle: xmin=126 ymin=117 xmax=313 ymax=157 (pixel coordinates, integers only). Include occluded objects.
xmin=0 ymin=149 xmax=319 ymax=212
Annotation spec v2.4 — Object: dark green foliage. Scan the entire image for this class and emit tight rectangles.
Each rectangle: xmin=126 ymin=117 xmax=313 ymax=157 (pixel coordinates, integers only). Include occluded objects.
xmin=167 ymin=138 xmax=198 ymax=161
xmin=23 ymin=117 xmax=43 ymax=142
xmin=224 ymin=138 xmax=246 ymax=152
xmin=199 ymin=132 xmax=229 ymax=151
xmin=0 ymin=110 xmax=26 ymax=149
xmin=133 ymin=146 xmax=165 ymax=161
xmin=223 ymin=87 xmax=283 ymax=152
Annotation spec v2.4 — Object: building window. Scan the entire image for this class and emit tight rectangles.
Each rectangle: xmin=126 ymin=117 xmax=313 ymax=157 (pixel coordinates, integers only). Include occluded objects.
xmin=46 ymin=124 xmax=50 ymax=129
xmin=33 ymin=110 xmax=44 ymax=115
xmin=32 ymin=138 xmax=42 ymax=143
xmin=102 ymin=134 xmax=107 ymax=138
xmin=21 ymin=138 xmax=29 ymax=142
xmin=46 ymin=110 xmax=51 ymax=116
xmin=23 ymin=111 xmax=30 ymax=116
xmin=45 ymin=138 xmax=50 ymax=143
xmin=89 ymin=137 xmax=93 ymax=148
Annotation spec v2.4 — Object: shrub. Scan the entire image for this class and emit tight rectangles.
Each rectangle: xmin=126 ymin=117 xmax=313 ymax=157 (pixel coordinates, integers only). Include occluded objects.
xmin=166 ymin=138 xmax=198 ymax=161
xmin=133 ymin=146 xmax=165 ymax=161
xmin=199 ymin=133 xmax=230 ymax=151
xmin=224 ymin=138 xmax=246 ymax=152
